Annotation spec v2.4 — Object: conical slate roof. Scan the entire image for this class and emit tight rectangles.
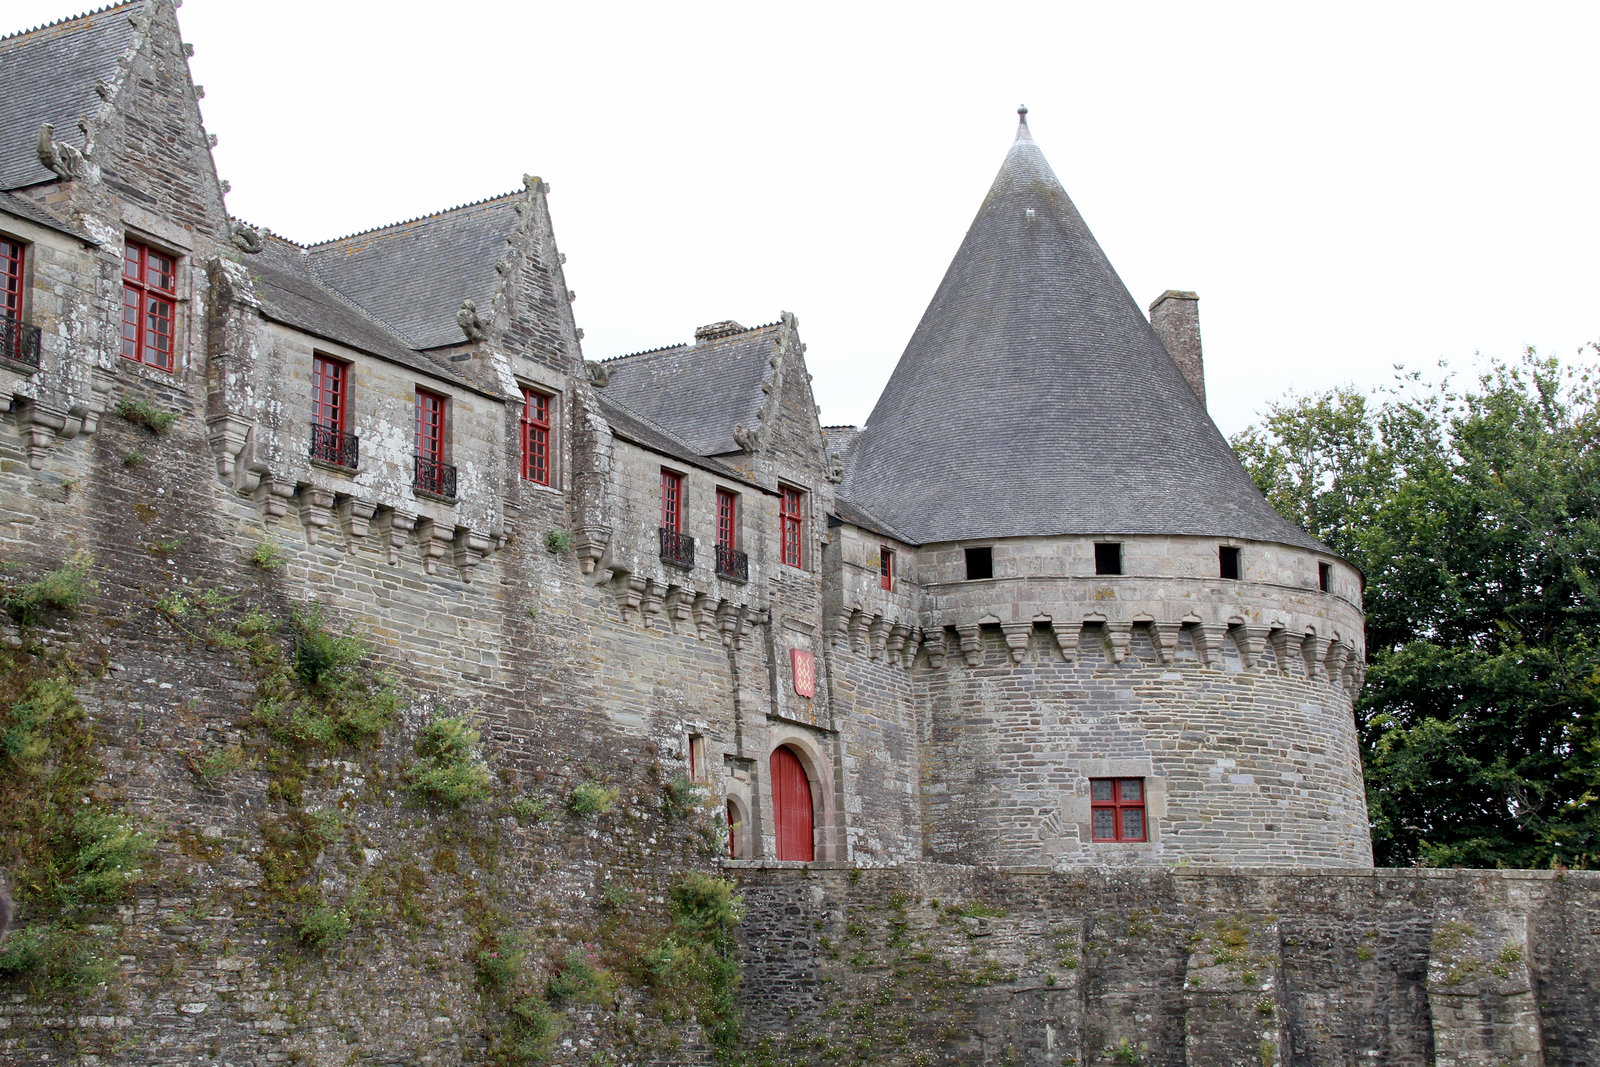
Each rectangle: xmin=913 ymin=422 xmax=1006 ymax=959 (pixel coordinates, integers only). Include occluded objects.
xmin=840 ymin=111 xmax=1324 ymax=552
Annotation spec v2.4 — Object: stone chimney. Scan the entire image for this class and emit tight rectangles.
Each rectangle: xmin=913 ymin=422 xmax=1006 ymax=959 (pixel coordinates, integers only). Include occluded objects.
xmin=1148 ymin=290 xmax=1204 ymax=409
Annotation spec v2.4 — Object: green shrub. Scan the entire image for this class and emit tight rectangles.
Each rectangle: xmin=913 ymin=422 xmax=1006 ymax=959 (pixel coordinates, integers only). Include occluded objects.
xmin=664 ymin=772 xmax=702 ymax=820
xmin=670 ymin=872 xmax=744 ymax=934
xmin=122 ymin=450 xmax=145 ymax=467
xmin=191 ymin=744 xmax=244 ymax=782
xmin=290 ymin=606 xmax=369 ymax=689
xmin=250 ymin=540 xmax=285 ymax=569
xmin=567 ymin=779 xmax=619 ymax=817
xmin=114 ymin=396 xmax=178 ymax=434
xmin=3 ymin=553 xmax=97 ymax=626
xmin=506 ymin=995 xmax=558 ymax=1061
xmin=406 ymin=714 xmax=492 ymax=807
xmin=510 ymin=793 xmax=552 ymax=822
xmin=545 ymin=947 xmax=614 ymax=1004
xmin=296 ymin=903 xmax=352 ymax=950
xmin=544 ymin=529 xmax=573 ymax=554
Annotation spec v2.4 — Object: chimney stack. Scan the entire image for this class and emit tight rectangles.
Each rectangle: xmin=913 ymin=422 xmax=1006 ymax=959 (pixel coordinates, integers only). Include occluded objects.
xmin=1148 ymin=290 xmax=1204 ymax=409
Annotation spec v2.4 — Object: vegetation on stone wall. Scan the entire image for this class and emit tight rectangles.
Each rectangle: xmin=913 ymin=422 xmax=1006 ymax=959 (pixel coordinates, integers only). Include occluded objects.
xmin=0 ymin=559 xmax=147 ymax=998
xmin=1235 ymin=349 xmax=1600 ymax=868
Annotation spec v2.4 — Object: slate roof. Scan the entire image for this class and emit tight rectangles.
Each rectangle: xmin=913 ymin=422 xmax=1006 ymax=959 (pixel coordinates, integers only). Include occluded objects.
xmin=307 ymin=194 xmax=520 ymax=351
xmin=600 ymin=322 xmax=780 ymax=457
xmin=0 ymin=189 xmax=94 ymax=242
xmin=0 ymin=4 xmax=139 ymax=190
xmin=839 ymin=114 xmax=1326 ymax=552
xmin=249 ymin=233 xmax=489 ymax=396
xmin=596 ymin=394 xmax=756 ymax=488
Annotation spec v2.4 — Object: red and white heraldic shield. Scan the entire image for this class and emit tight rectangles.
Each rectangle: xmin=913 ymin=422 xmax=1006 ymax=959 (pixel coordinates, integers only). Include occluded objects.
xmin=791 ymin=649 xmax=815 ymax=698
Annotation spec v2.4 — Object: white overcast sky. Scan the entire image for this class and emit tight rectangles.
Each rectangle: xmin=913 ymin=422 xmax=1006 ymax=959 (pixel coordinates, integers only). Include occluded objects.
xmin=12 ymin=1 xmax=1600 ymax=436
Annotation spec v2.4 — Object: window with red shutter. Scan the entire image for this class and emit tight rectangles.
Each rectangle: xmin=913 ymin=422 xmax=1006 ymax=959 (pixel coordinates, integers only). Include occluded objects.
xmin=1 ymin=238 xmax=23 ymax=321
xmin=520 ymin=387 xmax=551 ymax=485
xmin=660 ymin=470 xmax=683 ymax=533
xmin=780 ymin=486 xmax=804 ymax=568
xmin=716 ymin=488 xmax=737 ymax=550
xmin=1089 ymin=778 xmax=1148 ymax=842
xmin=880 ymin=547 xmax=894 ymax=591
xmin=121 ymin=239 xmax=176 ymax=370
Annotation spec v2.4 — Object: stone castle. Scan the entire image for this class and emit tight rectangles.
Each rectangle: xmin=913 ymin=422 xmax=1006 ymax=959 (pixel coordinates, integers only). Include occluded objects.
xmin=1 ymin=4 xmax=1594 ymax=1065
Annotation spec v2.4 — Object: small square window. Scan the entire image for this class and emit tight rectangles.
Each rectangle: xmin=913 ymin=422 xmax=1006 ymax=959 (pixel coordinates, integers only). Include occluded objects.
xmin=1094 ymin=542 xmax=1122 ymax=576
xmin=964 ymin=546 xmax=992 ymax=581
xmin=1219 ymin=545 xmax=1240 ymax=580
xmin=1318 ymin=562 xmax=1332 ymax=593
xmin=1090 ymin=776 xmax=1147 ymax=842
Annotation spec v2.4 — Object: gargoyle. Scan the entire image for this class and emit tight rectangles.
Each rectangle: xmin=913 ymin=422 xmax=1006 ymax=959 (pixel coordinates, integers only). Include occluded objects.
xmin=733 ymin=423 xmax=763 ymax=453
xmin=457 ymin=299 xmax=487 ymax=343
xmin=36 ymin=123 xmax=87 ymax=181
xmin=232 ymin=223 xmax=265 ymax=254
xmin=585 ymin=361 xmax=610 ymax=387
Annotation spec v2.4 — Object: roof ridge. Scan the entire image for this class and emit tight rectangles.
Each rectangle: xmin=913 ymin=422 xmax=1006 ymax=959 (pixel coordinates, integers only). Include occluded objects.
xmin=229 ymin=215 xmax=306 ymax=250
xmin=0 ymin=2 xmax=136 ymax=44
xmin=601 ymin=342 xmax=690 ymax=364
xmin=306 ymin=189 xmax=522 ymax=248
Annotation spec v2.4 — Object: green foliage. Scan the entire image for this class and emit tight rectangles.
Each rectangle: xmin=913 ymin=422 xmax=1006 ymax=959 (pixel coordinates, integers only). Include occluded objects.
xmin=1110 ymin=1038 xmax=1148 ymax=1065
xmin=291 ymin=605 xmax=369 ymax=689
xmin=544 ymin=529 xmax=573 ymax=554
xmin=122 ymin=450 xmax=145 ymax=467
xmin=475 ymin=930 xmax=560 ymax=1063
xmin=1234 ymin=350 xmax=1600 ymax=868
xmin=296 ymin=903 xmax=352 ymax=950
xmin=251 ymin=540 xmax=285 ymax=570
xmin=545 ymin=946 xmax=614 ymax=1004
xmin=0 ymin=649 xmax=147 ymax=1000
xmin=114 ymin=396 xmax=178 ymax=434
xmin=2 ymin=553 xmax=97 ymax=626
xmin=567 ymin=779 xmax=619 ymax=817
xmin=510 ymin=793 xmax=553 ymax=822
xmin=669 ymin=872 xmax=745 ymax=933
xmin=406 ymin=714 xmax=492 ymax=807
xmin=664 ymin=772 xmax=702 ymax=820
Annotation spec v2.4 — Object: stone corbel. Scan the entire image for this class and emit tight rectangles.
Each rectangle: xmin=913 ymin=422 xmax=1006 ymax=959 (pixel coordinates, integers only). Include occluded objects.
xmin=666 ymin=585 xmax=694 ymax=631
xmin=923 ymin=628 xmax=947 ymax=670
xmin=454 ymin=528 xmax=491 ymax=583
xmin=867 ymin=615 xmax=890 ymax=660
xmin=692 ymin=592 xmax=718 ymax=642
xmin=640 ymin=579 xmax=667 ymax=628
xmin=829 ymin=607 xmax=851 ymax=648
xmin=847 ymin=608 xmax=871 ymax=654
xmin=1150 ymin=623 xmax=1182 ymax=665
xmin=732 ymin=604 xmax=761 ymax=650
xmin=255 ymin=478 xmax=295 ymax=523
xmin=414 ymin=518 xmax=455 ymax=576
xmin=1193 ymin=623 xmax=1230 ymax=669
xmin=1325 ymin=641 xmax=1354 ymax=687
xmin=885 ymin=623 xmax=909 ymax=662
xmin=615 ymin=575 xmax=645 ymax=623
xmin=715 ymin=599 xmax=740 ymax=646
xmin=1103 ymin=621 xmax=1132 ymax=664
xmin=373 ymin=510 xmax=416 ymax=566
xmin=296 ymin=485 xmax=334 ymax=546
xmin=1050 ymin=620 xmax=1081 ymax=664
xmin=1000 ymin=621 xmax=1032 ymax=665
xmin=956 ymin=624 xmax=982 ymax=667
xmin=901 ymin=627 xmax=923 ymax=670
xmin=1301 ymin=633 xmax=1331 ymax=679
xmin=13 ymin=399 xmax=66 ymax=470
xmin=1235 ymin=625 xmax=1272 ymax=671
xmin=205 ymin=413 xmax=253 ymax=478
xmin=572 ymin=524 xmax=611 ymax=575
xmin=1267 ymin=628 xmax=1294 ymax=675
xmin=340 ymin=498 xmax=376 ymax=548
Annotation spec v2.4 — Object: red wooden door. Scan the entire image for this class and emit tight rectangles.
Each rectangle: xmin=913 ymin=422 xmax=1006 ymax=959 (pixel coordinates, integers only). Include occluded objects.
xmin=771 ymin=746 xmax=814 ymax=861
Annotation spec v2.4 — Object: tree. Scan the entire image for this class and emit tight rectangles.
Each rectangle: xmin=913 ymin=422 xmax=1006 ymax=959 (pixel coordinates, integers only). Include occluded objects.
xmin=1233 ymin=350 xmax=1600 ymax=868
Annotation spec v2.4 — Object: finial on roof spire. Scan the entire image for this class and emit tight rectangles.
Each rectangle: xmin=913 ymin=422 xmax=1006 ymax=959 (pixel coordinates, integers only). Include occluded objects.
xmin=1014 ymin=104 xmax=1033 ymax=143
xmin=1018 ymin=104 xmax=1029 ymax=123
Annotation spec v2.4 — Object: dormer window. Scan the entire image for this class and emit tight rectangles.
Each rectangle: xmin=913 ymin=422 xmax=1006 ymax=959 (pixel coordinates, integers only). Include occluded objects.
xmin=520 ymin=386 xmax=552 ymax=485
xmin=780 ymin=486 xmax=804 ymax=568
xmin=121 ymin=239 xmax=176 ymax=371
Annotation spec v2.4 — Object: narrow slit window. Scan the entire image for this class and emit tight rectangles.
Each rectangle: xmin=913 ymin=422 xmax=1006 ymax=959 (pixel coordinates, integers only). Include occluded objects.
xmin=716 ymin=488 xmax=737 ymax=550
xmin=1318 ymin=562 xmax=1332 ymax=593
xmin=1095 ymin=542 xmax=1122 ymax=576
xmin=1219 ymin=545 xmax=1240 ymax=580
xmin=964 ymin=546 xmax=992 ymax=581
xmin=660 ymin=470 xmax=683 ymax=534
xmin=880 ymin=547 xmax=894 ymax=591
xmin=1090 ymin=777 xmax=1147 ymax=842
xmin=688 ymin=734 xmax=707 ymax=782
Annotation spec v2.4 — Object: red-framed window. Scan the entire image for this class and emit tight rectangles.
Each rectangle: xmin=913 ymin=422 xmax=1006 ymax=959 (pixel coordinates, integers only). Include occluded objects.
xmin=880 ymin=547 xmax=894 ymax=591
xmin=780 ymin=486 xmax=804 ymax=568
xmin=311 ymin=355 xmax=348 ymax=431
xmin=415 ymin=389 xmax=446 ymax=464
xmin=716 ymin=488 xmax=737 ymax=550
xmin=1090 ymin=778 xmax=1147 ymax=842
xmin=660 ymin=470 xmax=683 ymax=534
xmin=520 ymin=386 xmax=551 ymax=485
xmin=1 ymin=238 xmax=23 ymax=320
xmin=121 ymin=239 xmax=176 ymax=370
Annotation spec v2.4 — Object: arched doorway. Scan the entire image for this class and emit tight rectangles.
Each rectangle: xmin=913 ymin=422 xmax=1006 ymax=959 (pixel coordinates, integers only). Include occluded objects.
xmin=770 ymin=745 xmax=815 ymax=861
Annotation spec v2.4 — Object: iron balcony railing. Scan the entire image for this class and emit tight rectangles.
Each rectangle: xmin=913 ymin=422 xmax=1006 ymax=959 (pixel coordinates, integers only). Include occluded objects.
xmin=414 ymin=455 xmax=457 ymax=499
xmin=659 ymin=527 xmax=695 ymax=568
xmin=309 ymin=423 xmax=359 ymax=470
xmin=716 ymin=543 xmax=748 ymax=581
xmin=2 ymin=314 xmax=42 ymax=369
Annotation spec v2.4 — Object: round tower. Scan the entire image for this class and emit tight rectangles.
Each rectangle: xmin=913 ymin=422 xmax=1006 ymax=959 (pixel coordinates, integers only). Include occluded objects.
xmin=836 ymin=110 xmax=1371 ymax=868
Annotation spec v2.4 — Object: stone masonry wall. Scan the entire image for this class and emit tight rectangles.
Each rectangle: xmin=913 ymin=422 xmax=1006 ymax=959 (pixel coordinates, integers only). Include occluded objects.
xmin=733 ymin=863 xmax=1600 ymax=1067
